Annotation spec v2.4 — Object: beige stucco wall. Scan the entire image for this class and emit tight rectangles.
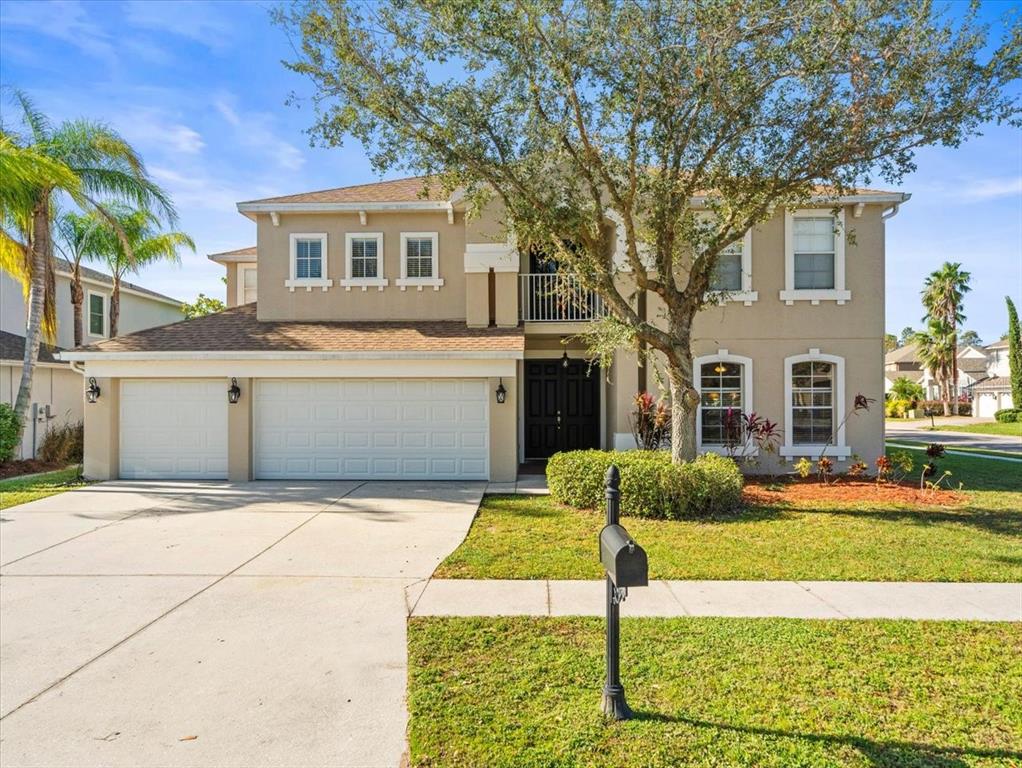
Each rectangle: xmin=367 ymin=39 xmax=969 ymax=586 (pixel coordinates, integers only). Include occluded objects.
xmin=256 ymin=211 xmax=468 ymax=322
xmin=227 ymin=377 xmax=252 ymax=481
xmin=82 ymin=377 xmax=118 ymax=480
xmin=1 ymin=363 xmax=84 ymax=460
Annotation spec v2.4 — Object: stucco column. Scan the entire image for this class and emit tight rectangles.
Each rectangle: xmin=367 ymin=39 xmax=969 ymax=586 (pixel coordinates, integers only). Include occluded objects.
xmin=228 ymin=377 xmax=252 ymax=482
xmin=465 ymin=272 xmax=489 ymax=328
xmin=493 ymin=272 xmax=519 ymax=328
xmin=611 ymin=349 xmax=640 ymax=450
xmin=83 ymin=376 xmax=118 ymax=480
xmin=488 ymin=374 xmax=517 ymax=482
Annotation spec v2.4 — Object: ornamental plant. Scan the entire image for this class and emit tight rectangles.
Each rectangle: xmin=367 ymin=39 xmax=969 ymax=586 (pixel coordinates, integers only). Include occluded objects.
xmin=722 ymin=410 xmax=783 ymax=463
xmin=629 ymin=391 xmax=669 ymax=451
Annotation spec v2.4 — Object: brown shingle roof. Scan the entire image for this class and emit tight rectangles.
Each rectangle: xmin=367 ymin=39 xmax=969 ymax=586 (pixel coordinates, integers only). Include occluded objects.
xmin=240 ymin=176 xmax=447 ymax=205
xmin=885 ymin=343 xmax=919 ymax=364
xmin=208 ymin=246 xmax=257 ymax=259
xmin=0 ymin=331 xmax=64 ymax=364
xmin=69 ymin=304 xmax=524 ymax=355
xmin=971 ymin=376 xmax=1012 ymax=393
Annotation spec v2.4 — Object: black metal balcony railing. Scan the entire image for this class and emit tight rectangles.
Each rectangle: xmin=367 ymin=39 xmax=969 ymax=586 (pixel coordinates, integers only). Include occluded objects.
xmin=519 ymin=273 xmax=606 ymax=322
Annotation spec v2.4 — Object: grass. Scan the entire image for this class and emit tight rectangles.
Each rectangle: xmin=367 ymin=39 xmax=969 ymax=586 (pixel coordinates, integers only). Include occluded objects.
xmin=408 ymin=616 xmax=1022 ymax=768
xmin=922 ymin=421 xmax=1022 ymax=438
xmin=437 ymin=450 xmax=1021 ymax=582
xmin=0 ymin=466 xmax=89 ymax=510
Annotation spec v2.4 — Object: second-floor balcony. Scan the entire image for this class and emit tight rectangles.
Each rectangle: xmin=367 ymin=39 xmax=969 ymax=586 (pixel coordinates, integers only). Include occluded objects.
xmin=519 ymin=273 xmax=606 ymax=323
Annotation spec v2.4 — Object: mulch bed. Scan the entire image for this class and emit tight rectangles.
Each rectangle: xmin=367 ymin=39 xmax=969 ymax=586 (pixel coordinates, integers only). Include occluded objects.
xmin=743 ymin=478 xmax=967 ymax=507
xmin=0 ymin=460 xmax=71 ymax=480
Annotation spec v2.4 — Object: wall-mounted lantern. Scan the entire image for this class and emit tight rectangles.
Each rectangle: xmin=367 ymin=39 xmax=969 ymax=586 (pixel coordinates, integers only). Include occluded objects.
xmin=227 ymin=377 xmax=241 ymax=404
xmin=495 ymin=378 xmax=507 ymax=404
xmin=561 ymin=350 xmax=570 ymax=368
xmin=85 ymin=377 xmax=101 ymax=404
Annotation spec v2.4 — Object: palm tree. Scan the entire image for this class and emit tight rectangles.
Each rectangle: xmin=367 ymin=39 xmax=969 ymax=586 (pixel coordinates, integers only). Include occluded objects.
xmin=1 ymin=90 xmax=174 ymax=447
xmin=921 ymin=262 xmax=971 ymax=406
xmin=915 ymin=322 xmax=956 ymax=416
xmin=56 ymin=211 xmax=104 ymax=347
xmin=89 ymin=206 xmax=194 ymax=336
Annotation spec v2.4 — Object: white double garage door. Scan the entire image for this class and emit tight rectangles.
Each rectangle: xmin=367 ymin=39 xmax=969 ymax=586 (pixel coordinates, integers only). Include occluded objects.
xmin=119 ymin=378 xmax=490 ymax=480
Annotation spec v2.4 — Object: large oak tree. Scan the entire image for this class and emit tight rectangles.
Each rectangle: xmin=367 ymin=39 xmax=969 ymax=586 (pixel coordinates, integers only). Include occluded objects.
xmin=277 ymin=0 xmax=1020 ymax=461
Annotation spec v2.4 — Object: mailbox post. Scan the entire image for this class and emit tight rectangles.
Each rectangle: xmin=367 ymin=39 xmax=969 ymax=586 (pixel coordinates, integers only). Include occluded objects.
xmin=599 ymin=465 xmax=648 ymax=720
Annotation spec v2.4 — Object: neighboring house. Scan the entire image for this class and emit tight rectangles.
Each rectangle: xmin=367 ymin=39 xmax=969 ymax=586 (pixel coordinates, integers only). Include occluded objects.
xmin=1 ymin=261 xmax=185 ymax=459
xmin=63 ymin=177 xmax=909 ymax=482
xmin=885 ymin=338 xmax=1015 ymax=416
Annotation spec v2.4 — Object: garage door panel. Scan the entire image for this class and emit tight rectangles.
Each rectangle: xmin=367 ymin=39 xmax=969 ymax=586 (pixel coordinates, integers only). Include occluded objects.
xmin=119 ymin=380 xmax=228 ymax=480
xmin=254 ymin=378 xmax=489 ymax=480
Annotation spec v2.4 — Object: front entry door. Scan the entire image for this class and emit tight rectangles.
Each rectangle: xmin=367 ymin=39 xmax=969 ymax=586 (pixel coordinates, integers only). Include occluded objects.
xmin=524 ymin=358 xmax=600 ymax=459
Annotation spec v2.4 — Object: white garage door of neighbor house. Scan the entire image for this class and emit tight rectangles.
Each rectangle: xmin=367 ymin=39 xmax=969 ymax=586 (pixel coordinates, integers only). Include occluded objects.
xmin=253 ymin=379 xmax=489 ymax=480
xmin=119 ymin=380 xmax=228 ymax=479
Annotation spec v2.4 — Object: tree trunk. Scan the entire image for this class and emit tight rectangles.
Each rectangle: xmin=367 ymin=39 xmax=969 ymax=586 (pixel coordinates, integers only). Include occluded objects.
xmin=12 ymin=202 xmax=51 ymax=451
xmin=71 ymin=263 xmax=84 ymax=348
xmin=667 ymin=358 xmax=698 ymax=463
xmin=941 ymin=375 xmax=951 ymax=416
xmin=110 ymin=276 xmax=121 ymax=338
xmin=950 ymin=329 xmax=959 ymax=415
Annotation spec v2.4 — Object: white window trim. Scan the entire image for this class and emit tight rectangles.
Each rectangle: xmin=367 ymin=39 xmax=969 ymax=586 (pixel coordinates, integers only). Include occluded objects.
xmin=86 ymin=289 xmax=108 ymax=338
xmin=780 ymin=349 xmax=851 ymax=459
xmin=780 ymin=209 xmax=850 ymax=305
xmin=285 ymin=233 xmax=332 ymax=292
xmin=237 ymin=263 xmax=257 ymax=305
xmin=396 ymin=232 xmax=444 ymax=291
xmin=695 ymin=214 xmax=757 ymax=305
xmin=694 ymin=350 xmax=756 ymax=456
xmin=342 ymin=232 xmax=388 ymax=291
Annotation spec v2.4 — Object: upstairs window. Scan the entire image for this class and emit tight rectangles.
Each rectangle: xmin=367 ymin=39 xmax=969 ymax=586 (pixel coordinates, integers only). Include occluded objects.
xmin=350 ymin=237 xmax=379 ymax=278
xmin=295 ymin=238 xmax=322 ymax=279
xmin=88 ymin=291 xmax=106 ymax=337
xmin=710 ymin=241 xmax=743 ymax=292
xmin=342 ymin=233 xmax=387 ymax=290
xmin=792 ymin=217 xmax=835 ymax=289
xmin=286 ymin=233 xmax=331 ymax=291
xmin=397 ymin=232 xmax=443 ymax=290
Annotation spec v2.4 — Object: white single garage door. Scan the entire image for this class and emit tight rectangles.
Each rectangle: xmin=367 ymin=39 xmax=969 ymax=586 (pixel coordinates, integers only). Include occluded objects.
xmin=120 ymin=380 xmax=228 ymax=479
xmin=253 ymin=379 xmax=489 ymax=480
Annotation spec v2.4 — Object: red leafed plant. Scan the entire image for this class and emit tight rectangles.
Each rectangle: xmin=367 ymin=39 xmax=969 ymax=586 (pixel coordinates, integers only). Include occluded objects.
xmin=630 ymin=391 xmax=670 ymax=450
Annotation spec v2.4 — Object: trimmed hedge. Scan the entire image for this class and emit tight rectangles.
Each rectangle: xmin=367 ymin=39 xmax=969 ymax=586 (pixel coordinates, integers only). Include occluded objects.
xmin=0 ymin=403 xmax=18 ymax=463
xmin=917 ymin=400 xmax=971 ymax=417
xmin=546 ymin=450 xmax=743 ymax=519
xmin=994 ymin=408 xmax=1021 ymax=423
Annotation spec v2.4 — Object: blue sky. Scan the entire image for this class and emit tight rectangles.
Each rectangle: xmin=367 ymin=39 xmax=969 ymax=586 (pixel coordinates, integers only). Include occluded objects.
xmin=2 ymin=0 xmax=1020 ymax=344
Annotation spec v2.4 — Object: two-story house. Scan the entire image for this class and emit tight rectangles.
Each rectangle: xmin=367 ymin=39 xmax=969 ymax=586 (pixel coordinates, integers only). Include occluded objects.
xmin=63 ymin=177 xmax=909 ymax=482
xmin=1 ymin=260 xmax=185 ymax=459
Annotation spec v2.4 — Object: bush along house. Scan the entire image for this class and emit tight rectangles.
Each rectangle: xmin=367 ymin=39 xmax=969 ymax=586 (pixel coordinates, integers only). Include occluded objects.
xmin=60 ymin=177 xmax=909 ymax=481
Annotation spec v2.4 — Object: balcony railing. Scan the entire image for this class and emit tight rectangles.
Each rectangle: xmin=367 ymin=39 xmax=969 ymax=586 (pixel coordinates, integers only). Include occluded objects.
xmin=520 ymin=273 xmax=605 ymax=322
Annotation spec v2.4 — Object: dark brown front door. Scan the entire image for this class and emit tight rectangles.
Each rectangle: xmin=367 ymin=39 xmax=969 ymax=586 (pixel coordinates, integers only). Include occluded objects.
xmin=524 ymin=358 xmax=600 ymax=459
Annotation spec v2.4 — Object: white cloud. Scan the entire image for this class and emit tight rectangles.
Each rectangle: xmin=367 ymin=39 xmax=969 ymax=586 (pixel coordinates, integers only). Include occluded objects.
xmin=213 ymin=93 xmax=306 ymax=171
xmin=0 ymin=0 xmax=116 ymax=66
xmin=961 ymin=177 xmax=1022 ymax=202
xmin=122 ymin=0 xmax=235 ymax=51
xmin=116 ymin=110 xmax=205 ymax=155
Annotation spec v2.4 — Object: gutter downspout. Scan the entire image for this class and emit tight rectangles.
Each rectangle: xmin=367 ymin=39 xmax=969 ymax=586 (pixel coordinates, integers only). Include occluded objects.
xmin=882 ymin=193 xmax=911 ymax=220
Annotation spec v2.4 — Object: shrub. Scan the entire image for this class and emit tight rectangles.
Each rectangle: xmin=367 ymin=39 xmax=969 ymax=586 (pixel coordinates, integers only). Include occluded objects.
xmin=0 ymin=403 xmax=19 ymax=463
xmin=37 ymin=420 xmax=84 ymax=465
xmin=994 ymin=408 xmax=1021 ymax=423
xmin=917 ymin=400 xmax=971 ymax=416
xmin=546 ymin=450 xmax=743 ymax=519
xmin=884 ymin=398 xmax=912 ymax=418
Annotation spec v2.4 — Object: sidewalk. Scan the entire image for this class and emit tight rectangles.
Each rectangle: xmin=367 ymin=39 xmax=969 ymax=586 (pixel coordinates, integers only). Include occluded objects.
xmin=408 ymin=579 xmax=1022 ymax=621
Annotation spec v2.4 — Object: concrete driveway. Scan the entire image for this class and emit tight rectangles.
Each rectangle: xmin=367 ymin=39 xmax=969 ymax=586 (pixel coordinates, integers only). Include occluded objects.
xmin=0 ymin=480 xmax=483 ymax=768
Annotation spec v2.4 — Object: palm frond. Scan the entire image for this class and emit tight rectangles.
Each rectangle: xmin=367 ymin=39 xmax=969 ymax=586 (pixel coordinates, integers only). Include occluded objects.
xmin=2 ymin=87 xmax=52 ymax=144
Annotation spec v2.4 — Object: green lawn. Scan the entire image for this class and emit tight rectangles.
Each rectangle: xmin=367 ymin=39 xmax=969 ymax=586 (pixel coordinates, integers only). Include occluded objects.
xmin=437 ymin=450 xmax=1022 ymax=582
xmin=888 ymin=439 xmax=1021 ymax=459
xmin=0 ymin=467 xmax=89 ymax=510
xmin=408 ymin=617 xmax=1022 ymax=768
xmin=924 ymin=421 xmax=1022 ymax=438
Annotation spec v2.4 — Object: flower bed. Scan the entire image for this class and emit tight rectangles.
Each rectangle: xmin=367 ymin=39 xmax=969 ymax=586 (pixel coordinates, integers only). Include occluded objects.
xmin=744 ymin=479 xmax=966 ymax=507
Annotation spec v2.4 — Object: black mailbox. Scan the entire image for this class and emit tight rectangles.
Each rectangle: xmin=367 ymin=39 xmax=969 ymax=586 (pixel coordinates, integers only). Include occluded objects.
xmin=600 ymin=524 xmax=648 ymax=588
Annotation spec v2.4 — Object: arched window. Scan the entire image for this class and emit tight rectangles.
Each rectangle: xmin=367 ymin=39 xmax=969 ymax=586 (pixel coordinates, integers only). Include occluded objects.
xmin=694 ymin=351 xmax=754 ymax=455
xmin=781 ymin=350 xmax=850 ymax=458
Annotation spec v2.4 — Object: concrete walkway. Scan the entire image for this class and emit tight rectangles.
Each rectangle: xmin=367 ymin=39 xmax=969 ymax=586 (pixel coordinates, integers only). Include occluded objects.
xmin=0 ymin=480 xmax=483 ymax=768
xmin=409 ymin=579 xmax=1022 ymax=621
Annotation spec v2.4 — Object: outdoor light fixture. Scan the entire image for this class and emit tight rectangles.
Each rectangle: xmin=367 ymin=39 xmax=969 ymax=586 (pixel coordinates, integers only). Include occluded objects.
xmin=495 ymin=379 xmax=507 ymax=404
xmin=227 ymin=378 xmax=241 ymax=404
xmin=562 ymin=350 xmax=570 ymax=368
xmin=85 ymin=377 xmax=101 ymax=404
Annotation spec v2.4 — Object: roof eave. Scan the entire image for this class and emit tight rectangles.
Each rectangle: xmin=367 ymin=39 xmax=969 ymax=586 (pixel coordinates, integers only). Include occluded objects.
xmin=208 ymin=253 xmax=256 ymax=264
xmin=57 ymin=349 xmax=525 ymax=362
